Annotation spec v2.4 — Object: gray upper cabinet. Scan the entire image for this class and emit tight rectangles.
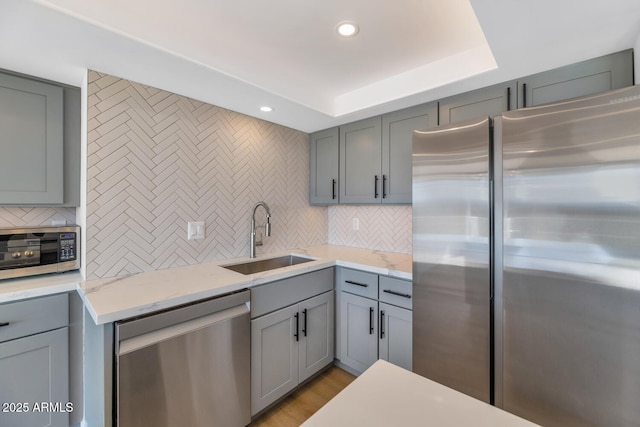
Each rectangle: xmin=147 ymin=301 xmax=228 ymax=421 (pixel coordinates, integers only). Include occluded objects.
xmin=518 ymin=49 xmax=633 ymax=108
xmin=382 ymin=103 xmax=437 ymax=204
xmin=340 ymin=116 xmax=382 ymax=204
xmin=0 ymin=73 xmax=64 ymax=204
xmin=339 ymin=104 xmax=436 ymax=205
xmin=312 ymin=50 xmax=632 ymax=206
xmin=439 ymin=81 xmax=516 ymax=125
xmin=309 ymin=127 xmax=339 ymax=204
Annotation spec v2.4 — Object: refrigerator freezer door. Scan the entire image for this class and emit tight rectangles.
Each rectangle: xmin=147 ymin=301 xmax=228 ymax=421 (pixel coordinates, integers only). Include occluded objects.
xmin=501 ymin=87 xmax=640 ymax=427
xmin=412 ymin=116 xmax=492 ymax=403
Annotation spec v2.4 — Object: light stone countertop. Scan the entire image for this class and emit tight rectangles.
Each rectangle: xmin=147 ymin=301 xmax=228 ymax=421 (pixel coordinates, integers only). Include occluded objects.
xmin=0 ymin=245 xmax=411 ymax=325
xmin=303 ymin=360 xmax=539 ymax=427
xmin=0 ymin=271 xmax=83 ymax=304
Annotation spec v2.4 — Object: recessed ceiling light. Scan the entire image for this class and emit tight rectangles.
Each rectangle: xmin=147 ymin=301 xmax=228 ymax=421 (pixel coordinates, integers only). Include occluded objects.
xmin=259 ymin=106 xmax=273 ymax=112
xmin=337 ymin=21 xmax=359 ymax=38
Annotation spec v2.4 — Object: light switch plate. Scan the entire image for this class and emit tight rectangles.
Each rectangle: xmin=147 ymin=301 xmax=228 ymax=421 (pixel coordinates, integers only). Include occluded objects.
xmin=188 ymin=221 xmax=205 ymax=240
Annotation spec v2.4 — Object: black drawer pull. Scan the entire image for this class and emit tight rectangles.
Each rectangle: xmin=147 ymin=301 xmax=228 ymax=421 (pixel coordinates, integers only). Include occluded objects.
xmin=374 ymin=175 xmax=379 ymax=198
xmin=345 ymin=280 xmax=368 ymax=288
xmin=294 ymin=312 xmax=299 ymax=342
xmin=380 ymin=310 xmax=385 ymax=339
xmin=383 ymin=289 xmax=412 ymax=299
xmin=332 ymin=179 xmax=337 ymax=200
xmin=369 ymin=307 xmax=374 ymax=335
xmin=382 ymin=175 xmax=387 ymax=199
xmin=302 ymin=308 xmax=308 ymax=337
xmin=0 ymin=322 xmax=9 ymax=327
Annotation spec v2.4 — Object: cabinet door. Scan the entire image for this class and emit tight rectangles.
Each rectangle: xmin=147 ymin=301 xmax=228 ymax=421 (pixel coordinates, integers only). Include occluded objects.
xmin=340 ymin=117 xmax=382 ymax=204
xmin=382 ymin=103 xmax=437 ymax=204
xmin=299 ymin=291 xmax=334 ymax=382
xmin=439 ymin=82 xmax=516 ymax=125
xmin=339 ymin=292 xmax=378 ymax=374
xmin=378 ymin=303 xmax=412 ymax=371
xmin=0 ymin=327 xmax=69 ymax=427
xmin=519 ymin=49 xmax=633 ymax=108
xmin=0 ymin=73 xmax=64 ymax=204
xmin=309 ymin=128 xmax=339 ymax=204
xmin=251 ymin=304 xmax=299 ymax=415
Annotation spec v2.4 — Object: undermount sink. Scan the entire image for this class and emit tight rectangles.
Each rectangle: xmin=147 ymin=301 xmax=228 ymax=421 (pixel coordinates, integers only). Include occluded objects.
xmin=222 ymin=255 xmax=314 ymax=275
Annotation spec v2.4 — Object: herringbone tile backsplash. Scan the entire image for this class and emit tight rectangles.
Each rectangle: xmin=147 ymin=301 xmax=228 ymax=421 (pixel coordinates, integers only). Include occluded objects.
xmin=328 ymin=205 xmax=412 ymax=254
xmin=0 ymin=207 xmax=76 ymax=228
xmin=86 ymin=71 xmax=327 ymax=279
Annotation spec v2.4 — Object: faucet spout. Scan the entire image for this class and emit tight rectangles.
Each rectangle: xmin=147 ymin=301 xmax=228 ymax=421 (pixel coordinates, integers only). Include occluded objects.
xmin=250 ymin=202 xmax=271 ymax=258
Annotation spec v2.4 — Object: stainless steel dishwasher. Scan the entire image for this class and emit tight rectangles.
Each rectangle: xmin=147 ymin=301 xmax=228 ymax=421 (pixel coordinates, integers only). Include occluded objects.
xmin=115 ymin=290 xmax=250 ymax=427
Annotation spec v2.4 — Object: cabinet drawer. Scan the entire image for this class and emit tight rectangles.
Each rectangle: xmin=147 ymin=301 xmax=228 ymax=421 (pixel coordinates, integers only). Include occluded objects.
xmin=379 ymin=276 xmax=412 ymax=310
xmin=339 ymin=268 xmax=378 ymax=299
xmin=0 ymin=294 xmax=68 ymax=343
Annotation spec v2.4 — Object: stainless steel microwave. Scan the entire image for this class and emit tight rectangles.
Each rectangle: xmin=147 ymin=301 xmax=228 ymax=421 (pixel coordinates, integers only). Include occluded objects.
xmin=0 ymin=225 xmax=80 ymax=280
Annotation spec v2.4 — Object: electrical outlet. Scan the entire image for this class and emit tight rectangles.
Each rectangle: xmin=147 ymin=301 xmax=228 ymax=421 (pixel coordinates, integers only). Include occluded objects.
xmin=187 ymin=221 xmax=205 ymax=240
xmin=352 ymin=218 xmax=359 ymax=231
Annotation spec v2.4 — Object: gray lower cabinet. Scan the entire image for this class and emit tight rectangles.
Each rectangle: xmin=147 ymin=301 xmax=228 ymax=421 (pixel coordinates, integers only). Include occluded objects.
xmin=310 ymin=127 xmax=340 ymax=204
xmin=439 ymin=81 xmax=517 ymax=125
xmin=251 ymin=290 xmax=334 ymax=415
xmin=0 ymin=72 xmax=64 ymax=204
xmin=518 ymin=49 xmax=633 ymax=108
xmin=0 ymin=294 xmax=69 ymax=427
xmin=336 ymin=268 xmax=413 ymax=374
xmin=378 ymin=302 xmax=412 ymax=370
xmin=339 ymin=291 xmax=379 ymax=373
xmin=250 ymin=268 xmax=335 ymax=416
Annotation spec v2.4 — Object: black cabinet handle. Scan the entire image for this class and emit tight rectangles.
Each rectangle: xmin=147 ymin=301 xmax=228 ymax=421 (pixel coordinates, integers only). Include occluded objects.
xmin=383 ymin=289 xmax=412 ymax=299
xmin=302 ymin=308 xmax=308 ymax=337
xmin=374 ymin=175 xmax=379 ymax=198
xmin=369 ymin=307 xmax=374 ymax=335
xmin=332 ymin=179 xmax=337 ymax=200
xmin=294 ymin=312 xmax=299 ymax=342
xmin=380 ymin=310 xmax=385 ymax=339
xmin=345 ymin=280 xmax=368 ymax=288
xmin=507 ymin=86 xmax=511 ymax=110
xmin=382 ymin=175 xmax=387 ymax=199
xmin=522 ymin=83 xmax=527 ymax=108
xmin=0 ymin=322 xmax=9 ymax=327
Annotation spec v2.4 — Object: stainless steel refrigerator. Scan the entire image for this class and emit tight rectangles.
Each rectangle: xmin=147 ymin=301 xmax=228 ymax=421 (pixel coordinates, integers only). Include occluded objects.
xmin=412 ymin=86 xmax=640 ymax=426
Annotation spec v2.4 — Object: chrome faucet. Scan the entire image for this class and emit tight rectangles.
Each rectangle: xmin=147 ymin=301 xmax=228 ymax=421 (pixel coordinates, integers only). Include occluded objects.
xmin=250 ymin=202 xmax=271 ymax=258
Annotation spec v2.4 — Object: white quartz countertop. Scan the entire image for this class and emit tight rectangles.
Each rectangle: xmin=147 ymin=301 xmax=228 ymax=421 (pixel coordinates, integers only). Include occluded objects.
xmin=303 ymin=360 xmax=539 ymax=427
xmin=0 ymin=245 xmax=411 ymax=325
xmin=0 ymin=271 xmax=83 ymax=304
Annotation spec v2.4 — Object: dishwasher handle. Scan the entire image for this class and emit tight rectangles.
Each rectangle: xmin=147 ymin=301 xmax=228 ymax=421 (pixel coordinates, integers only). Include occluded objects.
xmin=118 ymin=303 xmax=249 ymax=356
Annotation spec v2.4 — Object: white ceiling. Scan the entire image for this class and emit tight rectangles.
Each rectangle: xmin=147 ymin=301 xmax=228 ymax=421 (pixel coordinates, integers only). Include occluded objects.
xmin=1 ymin=0 xmax=640 ymax=132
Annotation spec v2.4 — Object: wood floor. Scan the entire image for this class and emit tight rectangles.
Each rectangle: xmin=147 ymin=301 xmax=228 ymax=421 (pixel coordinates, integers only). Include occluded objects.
xmin=249 ymin=366 xmax=356 ymax=427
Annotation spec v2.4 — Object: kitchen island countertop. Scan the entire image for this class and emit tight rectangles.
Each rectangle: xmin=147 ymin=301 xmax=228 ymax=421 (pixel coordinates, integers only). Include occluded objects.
xmin=303 ymin=360 xmax=539 ymax=427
